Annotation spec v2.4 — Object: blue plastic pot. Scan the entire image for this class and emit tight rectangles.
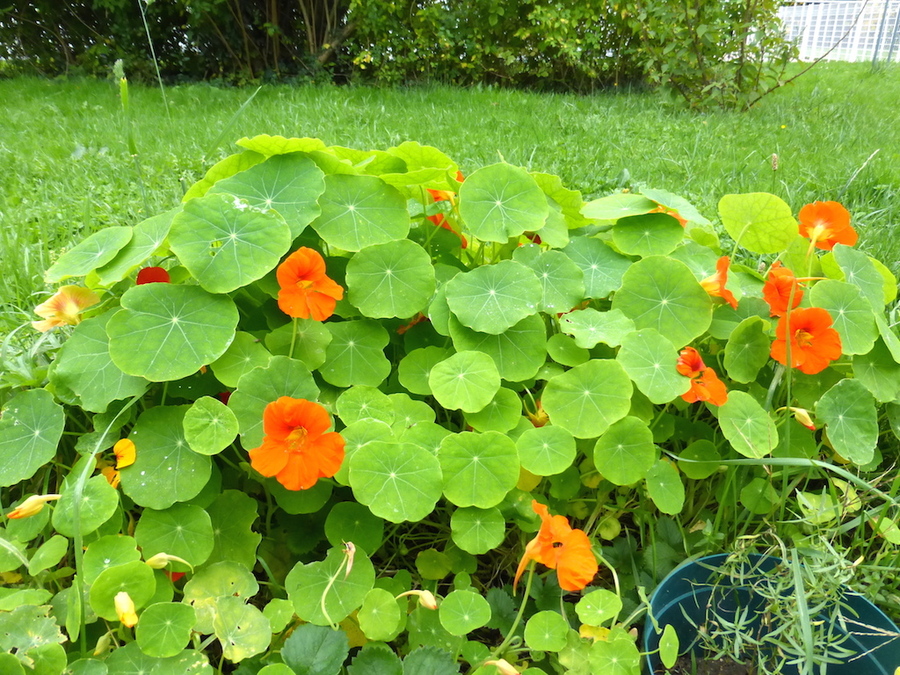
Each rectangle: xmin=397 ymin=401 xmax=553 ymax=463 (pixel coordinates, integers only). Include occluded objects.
xmin=643 ymin=554 xmax=900 ymax=674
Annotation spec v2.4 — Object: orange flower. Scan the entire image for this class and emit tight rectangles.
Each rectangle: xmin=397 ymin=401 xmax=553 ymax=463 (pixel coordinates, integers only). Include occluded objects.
xmin=762 ymin=262 xmax=803 ymax=317
xmin=114 ymin=439 xmax=136 ymax=469
xmin=677 ymin=347 xmax=728 ymax=406
xmin=100 ymin=465 xmax=120 ymax=489
xmin=798 ymin=201 xmax=857 ymax=251
xmin=770 ymin=307 xmax=842 ymax=375
xmin=276 ymin=248 xmax=344 ymax=321
xmin=427 ymin=171 xmax=467 ymax=248
xmin=676 ymin=347 xmax=706 ymax=378
xmin=136 ymin=266 xmax=170 ymax=284
xmin=248 ymin=397 xmax=345 ymax=491
xmin=513 ymin=500 xmax=598 ymax=593
xmin=650 ymin=204 xmax=688 ymax=227
xmin=32 ymin=285 xmax=100 ymax=332
xmin=699 ymin=256 xmax=738 ymax=309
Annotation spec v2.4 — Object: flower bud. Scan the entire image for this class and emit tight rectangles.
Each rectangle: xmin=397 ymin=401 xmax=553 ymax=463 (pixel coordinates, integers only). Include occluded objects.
xmin=145 ymin=552 xmax=192 ymax=571
xmin=6 ymin=494 xmax=61 ymax=519
xmin=396 ymin=589 xmax=438 ymax=610
xmin=114 ymin=591 xmax=138 ymax=627
xmin=93 ymin=631 xmax=113 ymax=656
xmin=484 ymin=659 xmax=519 ymax=675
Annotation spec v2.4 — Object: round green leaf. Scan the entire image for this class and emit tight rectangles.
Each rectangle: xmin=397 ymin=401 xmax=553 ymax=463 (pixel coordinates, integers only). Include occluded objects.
xmin=388 ymin=393 xmax=434 ymax=433
xmin=398 ymin=347 xmax=453 ymax=396
xmin=335 ymin=419 xmax=394 ymax=485
xmin=439 ymin=431 xmax=519 ymax=508
xmin=450 ymin=507 xmax=505 ymax=555
xmin=463 ymin=387 xmax=521 ymax=433
xmin=49 ymin=311 xmax=149 ymax=413
xmin=523 ymin=250 xmax=585 ymax=314
xmin=84 ymin=535 xmax=140 ymax=585
xmin=89 ymin=560 xmax=156 ymax=621
xmin=65 ymin=658 xmax=107 ymax=675
xmin=310 ymin=174 xmax=409 ymax=251
xmin=120 ymin=406 xmax=212 ymax=509
xmin=429 ymin=351 xmax=500 ymax=413
xmin=281 ymin=623 xmax=351 ymax=675
xmin=262 ymin=598 xmax=294 ymax=634
xmin=136 ymin=603 xmax=196 ymax=658
xmin=183 ymin=397 xmax=238 ymax=456
xmin=27 ymin=534 xmax=68 ymax=576
xmin=204 ymin=490 xmax=262 ymax=569
xmin=439 ymin=590 xmax=491 ymax=636
xmin=559 ymin=308 xmax=635 ymax=349
xmin=853 ymin=337 xmax=900 ymax=403
xmin=399 ymin=421 xmax=450 ymax=456
xmin=0 ymin=651 xmax=24 ymax=675
xmin=677 ymin=440 xmax=720 ymax=480
xmin=723 ymin=316 xmax=772 ymax=383
xmin=612 ymin=256 xmax=712 ymax=349
xmin=182 ymin=561 xmax=258 ymax=634
xmin=741 ymin=477 xmax=779 ymax=515
xmin=325 ymin=502 xmax=385 ymax=555
xmin=718 ymin=192 xmax=798 ymax=254
xmin=660 ymin=624 xmax=680 ymax=669
xmin=134 ymin=503 xmax=214 ymax=570
xmin=816 ymin=378 xmax=878 ymax=465
xmin=336 ymin=386 xmax=394 ymax=426
xmin=209 ymin=332 xmax=271 ymax=388
xmin=95 ymin=208 xmax=176 ymax=285
xmin=45 ymin=226 xmax=132 ymax=282
xmin=209 ymin=152 xmax=325 ymax=238
xmin=616 ymin=329 xmax=689 ymax=404
xmin=516 ymin=425 xmax=576 ymax=476
xmin=213 ymin=596 xmax=270 ymax=662
xmin=718 ymin=391 xmax=779 ymax=459
xmin=581 ymin=192 xmax=657 ymax=220
xmin=612 ymin=212 xmax=684 ymax=257
xmin=270 ymin=477 xmax=332 ymax=514
xmin=458 ymin=163 xmax=548 ymax=242
xmin=228 ymin=355 xmax=319 ymax=449
xmin=547 ymin=333 xmax=589 ymax=368
xmin=810 ymin=279 xmax=877 ymax=355
xmin=320 ymin=321 xmax=392 ymax=388
xmin=589 ymin=635 xmax=641 ymax=675
xmin=448 ymin=314 xmax=547 ymax=382
xmin=52 ymin=472 xmax=118 ymax=537
xmin=286 ymin=547 xmax=375 ymax=626
xmin=576 ymin=589 xmax=622 ymax=626
xmin=445 ymin=260 xmax=542 ymax=335
xmin=645 ymin=459 xmax=685 ymax=515
xmin=524 ymin=611 xmax=569 ymax=651
xmin=169 ymin=193 xmax=291 ymax=293
xmin=349 ymin=440 xmax=443 ymax=523
xmin=107 ymin=284 xmax=239 ymax=382
xmin=103 ymin=642 xmax=161 ymax=674
xmin=542 ymin=360 xmax=632 ymax=438
xmin=0 ymin=389 xmax=65 ymax=488
xmin=563 ymin=237 xmax=632 ymax=299
xmin=347 ymin=240 xmax=436 ymax=319
xmin=149 ymin=649 xmax=213 ymax=675
xmin=416 ymin=549 xmax=451 ymax=580
xmin=593 ymin=416 xmax=657 ymax=486
xmin=358 ymin=588 xmax=402 ymax=642
xmin=265 ymin=318 xmax=332 ymax=370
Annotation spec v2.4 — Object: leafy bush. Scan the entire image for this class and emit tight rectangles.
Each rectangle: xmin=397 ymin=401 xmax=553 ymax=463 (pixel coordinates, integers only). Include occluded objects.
xmin=3 ymin=135 xmax=899 ymax=674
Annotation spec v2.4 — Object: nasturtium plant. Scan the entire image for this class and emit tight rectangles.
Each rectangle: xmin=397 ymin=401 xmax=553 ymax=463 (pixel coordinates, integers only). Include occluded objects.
xmin=8 ymin=134 xmax=900 ymax=675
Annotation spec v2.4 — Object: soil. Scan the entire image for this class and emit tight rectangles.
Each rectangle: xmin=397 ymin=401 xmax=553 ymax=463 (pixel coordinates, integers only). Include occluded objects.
xmin=658 ymin=654 xmax=754 ymax=675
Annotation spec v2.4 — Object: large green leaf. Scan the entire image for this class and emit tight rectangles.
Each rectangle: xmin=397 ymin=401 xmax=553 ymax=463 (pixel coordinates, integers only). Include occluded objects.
xmin=852 ymin=338 xmax=900 ymax=402
xmin=346 ymin=239 xmax=436 ymax=318
xmin=286 ymin=547 xmax=375 ymax=626
xmin=52 ymin=470 xmax=118 ymax=537
xmin=517 ymin=425 xmax=576 ymax=476
xmin=183 ymin=396 xmax=239 ymax=456
xmin=89 ymin=560 xmax=156 ymax=621
xmin=463 ymin=387 xmax=521 ymax=433
xmin=120 ymin=406 xmax=211 ymax=509
xmin=209 ymin=332 xmax=271 ymax=388
xmin=282 ymin=623 xmax=351 ymax=675
xmin=107 ymin=284 xmax=239 ymax=382
xmin=723 ymin=316 xmax=772 ymax=383
xmin=49 ymin=312 xmax=148 ymax=413
xmin=581 ymin=193 xmax=656 ymax=220
xmin=45 ymin=226 xmax=133 ymax=282
xmin=169 ymin=193 xmax=291 ymax=294
xmin=324 ymin=502 xmax=384 ymax=555
xmin=136 ymin=603 xmax=196 ymax=658
xmin=559 ymin=308 xmax=635 ymax=349
xmin=134 ymin=503 xmax=214 ymax=570
xmin=816 ymin=378 xmax=877 ymax=465
xmin=204 ymin=491 xmax=262 ymax=569
xmin=439 ymin=591 xmax=491 ymax=636
xmin=320 ymin=321 xmax=392 ymax=388
xmin=438 ymin=431 xmax=519 ymax=508
xmin=214 ymin=597 xmax=271 ymax=662
xmin=398 ymin=347 xmax=454 ymax=396
xmin=612 ymin=213 xmax=684 ymax=257
xmin=336 ymin=386 xmax=394 ymax=426
xmin=445 ymin=260 xmax=542 ymax=335
xmin=644 ymin=460 xmax=685 ymax=515
xmin=616 ymin=329 xmax=689 ymax=404
xmin=447 ymin=314 xmax=546 ymax=382
xmin=718 ymin=192 xmax=798 ymax=254
xmin=718 ymin=391 xmax=778 ymax=459
xmin=450 ymin=507 xmax=506 ymax=555
xmin=429 ymin=351 xmax=500 ymax=413
xmin=809 ymin=279 xmax=876 ymax=355
xmin=832 ymin=243 xmax=885 ymax=310
xmin=593 ymin=416 xmax=657 ymax=485
xmin=563 ymin=237 xmax=631 ymax=299
xmin=542 ymin=360 xmax=632 ymax=438
xmin=458 ymin=163 xmax=548 ymax=242
xmin=184 ymin=150 xmax=266 ymax=201
xmin=611 ymin=256 xmax=712 ymax=349
xmin=182 ymin=561 xmax=258 ymax=634
xmin=522 ymin=250 xmax=585 ymax=314
xmin=0 ymin=389 xmax=65 ymax=488
xmin=209 ymin=152 xmax=325 ymax=238
xmin=95 ymin=208 xmax=177 ymax=285
xmin=236 ymin=135 xmax=327 ymax=156
xmin=310 ymin=174 xmax=409 ymax=251
xmin=84 ymin=535 xmax=141 ymax=584
xmin=349 ymin=440 xmax=442 ymax=523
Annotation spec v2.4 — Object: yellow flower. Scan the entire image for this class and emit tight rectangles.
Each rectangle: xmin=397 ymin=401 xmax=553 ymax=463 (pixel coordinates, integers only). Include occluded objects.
xmin=113 ymin=439 xmax=136 ymax=468
xmin=100 ymin=466 xmax=120 ymax=489
xmin=396 ymin=589 xmax=438 ymax=610
xmin=6 ymin=494 xmax=61 ymax=519
xmin=484 ymin=659 xmax=520 ymax=674
xmin=114 ymin=591 xmax=138 ymax=627
xmin=32 ymin=285 xmax=100 ymax=332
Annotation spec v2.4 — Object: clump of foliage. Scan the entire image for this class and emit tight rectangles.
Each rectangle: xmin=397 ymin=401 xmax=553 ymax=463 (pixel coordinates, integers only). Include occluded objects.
xmin=2 ymin=133 xmax=900 ymax=675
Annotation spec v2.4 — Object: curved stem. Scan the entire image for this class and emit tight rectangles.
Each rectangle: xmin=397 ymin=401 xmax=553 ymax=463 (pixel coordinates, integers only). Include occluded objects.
xmin=490 ymin=562 xmax=535 ymax=660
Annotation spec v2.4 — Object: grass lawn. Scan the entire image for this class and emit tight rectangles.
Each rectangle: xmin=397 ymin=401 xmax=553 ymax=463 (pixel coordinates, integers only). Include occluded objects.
xmin=1 ymin=62 xmax=899 ymax=333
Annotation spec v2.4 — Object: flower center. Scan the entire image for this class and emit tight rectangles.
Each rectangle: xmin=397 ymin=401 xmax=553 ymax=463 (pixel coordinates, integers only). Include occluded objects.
xmin=297 ymin=279 xmax=316 ymax=290
xmin=285 ymin=427 xmax=309 ymax=452
xmin=795 ymin=329 xmax=814 ymax=348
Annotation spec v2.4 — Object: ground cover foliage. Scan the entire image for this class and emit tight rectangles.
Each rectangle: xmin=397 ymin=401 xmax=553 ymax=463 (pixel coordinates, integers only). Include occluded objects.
xmin=2 ymin=66 xmax=900 ymax=674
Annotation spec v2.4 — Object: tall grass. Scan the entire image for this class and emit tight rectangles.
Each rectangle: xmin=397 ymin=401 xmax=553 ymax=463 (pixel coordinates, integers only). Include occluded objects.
xmin=1 ymin=62 xmax=898 ymax=333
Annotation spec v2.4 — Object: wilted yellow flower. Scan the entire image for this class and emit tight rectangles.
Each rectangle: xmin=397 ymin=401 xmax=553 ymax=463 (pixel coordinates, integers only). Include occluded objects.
xmin=32 ymin=285 xmax=100 ymax=332
xmin=114 ymin=591 xmax=138 ymax=627
xmin=6 ymin=494 xmax=61 ymax=519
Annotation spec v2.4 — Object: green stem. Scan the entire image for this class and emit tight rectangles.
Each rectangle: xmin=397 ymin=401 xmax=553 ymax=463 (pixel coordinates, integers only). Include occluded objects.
xmin=289 ymin=317 xmax=299 ymax=359
xmin=490 ymin=562 xmax=535 ymax=660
